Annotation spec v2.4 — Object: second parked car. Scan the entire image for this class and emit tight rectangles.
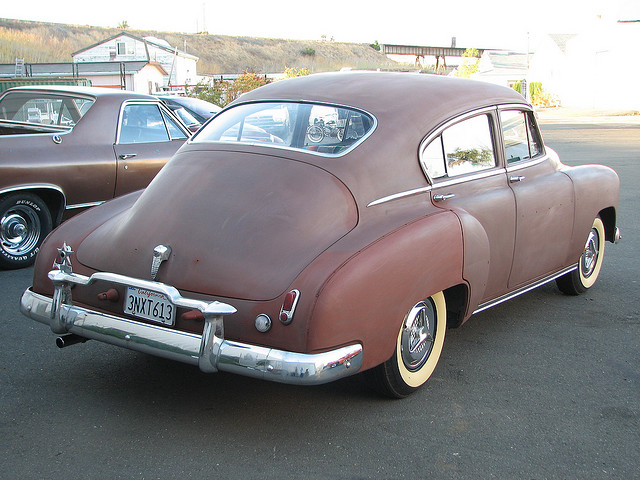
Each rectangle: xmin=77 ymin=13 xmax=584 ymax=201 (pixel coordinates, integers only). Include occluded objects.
xmin=0 ymin=85 xmax=191 ymax=268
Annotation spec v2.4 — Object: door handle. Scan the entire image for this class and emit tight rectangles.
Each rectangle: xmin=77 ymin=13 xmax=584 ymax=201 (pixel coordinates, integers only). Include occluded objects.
xmin=433 ymin=193 xmax=455 ymax=202
xmin=118 ymin=154 xmax=137 ymax=160
xmin=509 ymin=175 xmax=525 ymax=183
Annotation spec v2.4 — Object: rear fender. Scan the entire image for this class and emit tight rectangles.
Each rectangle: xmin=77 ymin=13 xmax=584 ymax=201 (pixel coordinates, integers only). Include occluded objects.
xmin=306 ymin=211 xmax=464 ymax=371
xmin=453 ymin=209 xmax=491 ymax=321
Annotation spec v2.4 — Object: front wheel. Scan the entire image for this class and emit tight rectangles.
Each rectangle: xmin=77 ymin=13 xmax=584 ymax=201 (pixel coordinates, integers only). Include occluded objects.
xmin=556 ymin=217 xmax=605 ymax=295
xmin=369 ymin=292 xmax=447 ymax=398
xmin=0 ymin=193 xmax=52 ymax=269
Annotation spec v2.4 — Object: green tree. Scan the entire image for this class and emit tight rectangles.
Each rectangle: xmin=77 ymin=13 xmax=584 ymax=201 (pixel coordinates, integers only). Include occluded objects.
xmin=117 ymin=20 xmax=129 ymax=30
xmin=454 ymin=48 xmax=480 ymax=78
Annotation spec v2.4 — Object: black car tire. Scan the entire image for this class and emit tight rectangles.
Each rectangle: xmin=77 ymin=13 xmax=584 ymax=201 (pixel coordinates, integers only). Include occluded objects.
xmin=0 ymin=193 xmax=52 ymax=269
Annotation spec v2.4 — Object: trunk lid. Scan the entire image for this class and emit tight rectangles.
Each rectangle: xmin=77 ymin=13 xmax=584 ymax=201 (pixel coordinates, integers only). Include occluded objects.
xmin=76 ymin=149 xmax=357 ymax=300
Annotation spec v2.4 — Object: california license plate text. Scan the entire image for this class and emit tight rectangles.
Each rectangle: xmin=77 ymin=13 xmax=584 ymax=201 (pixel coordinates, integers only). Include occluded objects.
xmin=124 ymin=286 xmax=175 ymax=326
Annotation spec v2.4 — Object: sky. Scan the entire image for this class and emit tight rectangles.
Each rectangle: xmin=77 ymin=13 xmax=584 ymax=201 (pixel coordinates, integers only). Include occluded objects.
xmin=2 ymin=0 xmax=638 ymax=51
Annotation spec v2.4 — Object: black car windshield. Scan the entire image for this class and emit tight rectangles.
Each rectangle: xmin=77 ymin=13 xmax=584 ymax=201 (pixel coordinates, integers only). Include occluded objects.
xmin=192 ymin=102 xmax=375 ymax=156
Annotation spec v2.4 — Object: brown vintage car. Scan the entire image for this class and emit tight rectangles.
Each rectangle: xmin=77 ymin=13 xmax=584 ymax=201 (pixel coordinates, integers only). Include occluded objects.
xmin=0 ymin=86 xmax=191 ymax=268
xmin=20 ymin=73 xmax=620 ymax=397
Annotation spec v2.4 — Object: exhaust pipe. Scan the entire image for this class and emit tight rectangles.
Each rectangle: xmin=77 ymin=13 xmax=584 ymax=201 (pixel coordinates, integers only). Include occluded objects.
xmin=56 ymin=334 xmax=89 ymax=348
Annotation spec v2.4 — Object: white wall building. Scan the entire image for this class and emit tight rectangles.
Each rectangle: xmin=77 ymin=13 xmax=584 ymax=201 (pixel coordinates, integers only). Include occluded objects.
xmin=475 ymin=13 xmax=640 ymax=110
xmin=72 ymin=32 xmax=199 ymax=92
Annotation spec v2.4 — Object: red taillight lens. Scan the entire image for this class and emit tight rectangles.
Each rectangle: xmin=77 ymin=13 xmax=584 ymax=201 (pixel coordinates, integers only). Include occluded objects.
xmin=283 ymin=291 xmax=297 ymax=311
xmin=279 ymin=289 xmax=300 ymax=325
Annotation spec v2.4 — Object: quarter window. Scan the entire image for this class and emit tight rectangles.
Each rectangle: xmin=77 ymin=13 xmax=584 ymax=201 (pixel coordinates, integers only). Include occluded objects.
xmin=0 ymin=92 xmax=94 ymax=127
xmin=421 ymin=114 xmax=496 ymax=179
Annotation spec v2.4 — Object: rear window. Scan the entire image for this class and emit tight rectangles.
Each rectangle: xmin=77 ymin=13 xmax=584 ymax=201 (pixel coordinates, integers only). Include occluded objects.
xmin=0 ymin=91 xmax=94 ymax=127
xmin=193 ymin=102 xmax=375 ymax=156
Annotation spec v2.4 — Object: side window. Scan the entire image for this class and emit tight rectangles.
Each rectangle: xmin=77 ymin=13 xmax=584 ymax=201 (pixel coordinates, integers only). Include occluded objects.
xmin=162 ymin=110 xmax=188 ymax=140
xmin=421 ymin=114 xmax=496 ymax=179
xmin=444 ymin=115 xmax=495 ymax=176
xmin=119 ymin=104 xmax=170 ymax=144
xmin=500 ymin=110 xmax=544 ymax=163
xmin=501 ymin=110 xmax=530 ymax=163
xmin=421 ymin=136 xmax=447 ymax=179
xmin=525 ymin=112 xmax=543 ymax=157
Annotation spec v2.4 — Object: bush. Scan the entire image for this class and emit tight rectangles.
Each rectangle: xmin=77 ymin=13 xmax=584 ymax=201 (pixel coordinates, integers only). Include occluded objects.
xmin=189 ymin=72 xmax=270 ymax=108
xmin=512 ymin=81 xmax=522 ymax=95
xmin=301 ymin=47 xmax=315 ymax=56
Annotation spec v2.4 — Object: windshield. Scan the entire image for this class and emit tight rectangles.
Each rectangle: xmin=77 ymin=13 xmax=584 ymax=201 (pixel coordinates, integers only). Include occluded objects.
xmin=193 ymin=102 xmax=375 ymax=156
xmin=0 ymin=91 xmax=95 ymax=127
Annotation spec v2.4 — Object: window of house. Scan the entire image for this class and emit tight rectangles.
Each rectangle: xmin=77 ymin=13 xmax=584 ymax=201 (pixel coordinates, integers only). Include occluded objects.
xmin=117 ymin=42 xmax=126 ymax=55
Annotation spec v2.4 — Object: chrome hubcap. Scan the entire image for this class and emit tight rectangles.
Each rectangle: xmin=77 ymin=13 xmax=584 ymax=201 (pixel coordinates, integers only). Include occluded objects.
xmin=401 ymin=300 xmax=436 ymax=371
xmin=581 ymin=228 xmax=600 ymax=278
xmin=0 ymin=206 xmax=41 ymax=256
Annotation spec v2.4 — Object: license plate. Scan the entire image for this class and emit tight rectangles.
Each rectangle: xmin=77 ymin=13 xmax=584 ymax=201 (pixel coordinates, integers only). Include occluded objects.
xmin=124 ymin=286 xmax=175 ymax=326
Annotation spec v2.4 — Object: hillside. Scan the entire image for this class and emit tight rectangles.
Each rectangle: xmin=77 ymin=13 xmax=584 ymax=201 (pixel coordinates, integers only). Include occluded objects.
xmin=0 ymin=18 xmax=400 ymax=74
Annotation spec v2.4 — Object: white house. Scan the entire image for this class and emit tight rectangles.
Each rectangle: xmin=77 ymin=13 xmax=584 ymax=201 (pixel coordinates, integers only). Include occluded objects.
xmin=72 ymin=32 xmax=199 ymax=92
xmin=474 ymin=12 xmax=640 ymax=110
xmin=560 ymin=19 xmax=640 ymax=109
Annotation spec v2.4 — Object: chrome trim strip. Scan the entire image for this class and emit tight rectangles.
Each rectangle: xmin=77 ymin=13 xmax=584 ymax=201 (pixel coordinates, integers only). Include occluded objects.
xmin=497 ymin=103 xmax=535 ymax=113
xmin=474 ymin=264 xmax=577 ymax=314
xmin=21 ymin=274 xmax=363 ymax=385
xmin=367 ymin=186 xmax=432 ymax=207
xmin=431 ymin=168 xmax=506 ymax=189
xmin=505 ymin=155 xmax=548 ymax=172
xmin=0 ymin=183 xmax=65 ymax=199
xmin=366 ymin=167 xmax=510 ymax=207
xmin=65 ymin=201 xmax=105 ymax=210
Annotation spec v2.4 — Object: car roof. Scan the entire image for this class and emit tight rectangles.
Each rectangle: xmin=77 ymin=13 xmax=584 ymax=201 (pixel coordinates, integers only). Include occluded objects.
xmin=4 ymin=85 xmax=158 ymax=101
xmin=235 ymin=71 xmax=528 ymax=128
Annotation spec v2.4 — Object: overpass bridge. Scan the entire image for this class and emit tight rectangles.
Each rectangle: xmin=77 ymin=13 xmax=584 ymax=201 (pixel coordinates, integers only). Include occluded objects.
xmin=381 ymin=44 xmax=484 ymax=69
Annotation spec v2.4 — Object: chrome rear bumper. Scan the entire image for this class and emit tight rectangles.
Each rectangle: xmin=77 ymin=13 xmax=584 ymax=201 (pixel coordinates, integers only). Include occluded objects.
xmin=20 ymin=270 xmax=362 ymax=385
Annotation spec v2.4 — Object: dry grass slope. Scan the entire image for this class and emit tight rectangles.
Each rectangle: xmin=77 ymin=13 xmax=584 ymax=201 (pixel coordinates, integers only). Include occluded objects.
xmin=0 ymin=18 xmax=399 ymax=74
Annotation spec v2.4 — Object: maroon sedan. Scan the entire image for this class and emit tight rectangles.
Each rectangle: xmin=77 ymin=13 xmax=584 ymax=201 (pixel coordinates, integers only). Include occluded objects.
xmin=0 ymin=86 xmax=191 ymax=268
xmin=20 ymin=73 xmax=620 ymax=397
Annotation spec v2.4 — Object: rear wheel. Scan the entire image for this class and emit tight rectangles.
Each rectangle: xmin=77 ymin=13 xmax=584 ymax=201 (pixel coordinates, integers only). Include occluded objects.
xmin=556 ymin=217 xmax=605 ymax=295
xmin=370 ymin=292 xmax=446 ymax=398
xmin=0 ymin=193 xmax=52 ymax=269
xmin=307 ymin=125 xmax=324 ymax=143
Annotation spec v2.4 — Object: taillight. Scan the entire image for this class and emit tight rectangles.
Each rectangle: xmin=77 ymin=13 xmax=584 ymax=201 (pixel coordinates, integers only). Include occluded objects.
xmin=279 ymin=289 xmax=300 ymax=325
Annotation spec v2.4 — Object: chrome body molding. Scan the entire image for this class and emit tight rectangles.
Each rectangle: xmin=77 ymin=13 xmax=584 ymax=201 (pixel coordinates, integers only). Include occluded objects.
xmin=0 ymin=183 xmax=65 ymax=199
xmin=20 ymin=270 xmax=363 ymax=385
xmin=474 ymin=264 xmax=577 ymax=314
xmin=367 ymin=186 xmax=431 ymax=207
xmin=65 ymin=201 xmax=105 ymax=210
